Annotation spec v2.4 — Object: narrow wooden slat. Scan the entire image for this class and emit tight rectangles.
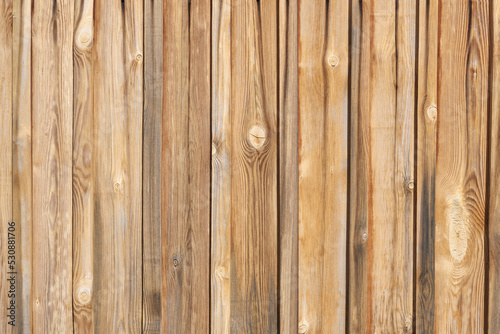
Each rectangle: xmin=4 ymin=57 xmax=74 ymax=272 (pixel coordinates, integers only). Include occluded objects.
xmin=12 ymin=0 xmax=32 ymax=331
xmin=211 ymin=0 xmax=231 ymax=332
xmin=278 ymin=0 xmax=298 ymax=332
xmin=162 ymin=0 xmax=211 ymax=332
xmin=72 ymin=0 xmax=94 ymax=331
xmin=92 ymin=0 xmax=143 ymax=331
xmin=143 ymin=0 xmax=163 ymax=332
xmin=0 ymin=0 xmax=13 ymax=331
xmin=228 ymin=0 xmax=278 ymax=331
xmin=416 ymin=0 xmax=438 ymax=331
xmin=31 ymin=0 xmax=74 ymax=331
xmin=434 ymin=0 xmax=488 ymax=331
xmin=348 ymin=0 xmax=415 ymax=331
xmin=489 ymin=0 xmax=500 ymax=331
xmin=297 ymin=0 xmax=348 ymax=332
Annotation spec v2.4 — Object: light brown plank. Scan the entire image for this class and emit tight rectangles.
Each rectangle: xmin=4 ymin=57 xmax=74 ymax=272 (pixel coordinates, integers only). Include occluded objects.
xmin=72 ymin=0 xmax=94 ymax=331
xmin=143 ymin=0 xmax=163 ymax=332
xmin=162 ymin=0 xmax=211 ymax=332
xmin=434 ymin=0 xmax=488 ymax=331
xmin=279 ymin=0 xmax=298 ymax=332
xmin=211 ymin=0 xmax=231 ymax=332
xmin=297 ymin=0 xmax=348 ymax=332
xmin=348 ymin=0 xmax=415 ymax=331
xmin=92 ymin=0 xmax=143 ymax=331
xmin=31 ymin=0 xmax=74 ymax=331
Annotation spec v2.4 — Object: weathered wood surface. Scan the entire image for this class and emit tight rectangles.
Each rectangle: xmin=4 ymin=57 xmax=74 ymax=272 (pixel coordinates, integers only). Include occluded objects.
xmin=162 ymin=0 xmax=211 ymax=332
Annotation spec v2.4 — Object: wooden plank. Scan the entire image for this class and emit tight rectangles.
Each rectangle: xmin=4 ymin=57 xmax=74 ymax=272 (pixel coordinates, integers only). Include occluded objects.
xmin=31 ymin=0 xmax=74 ymax=331
xmin=92 ymin=0 xmax=143 ymax=331
xmin=72 ymin=0 xmax=94 ymax=331
xmin=434 ymin=0 xmax=488 ymax=331
xmin=416 ymin=0 xmax=439 ymax=331
xmin=12 ymin=0 xmax=32 ymax=331
xmin=228 ymin=0 xmax=278 ymax=331
xmin=297 ymin=0 xmax=348 ymax=332
xmin=279 ymin=0 xmax=298 ymax=332
xmin=211 ymin=0 xmax=231 ymax=332
xmin=0 ymin=0 xmax=13 ymax=331
xmin=489 ymin=0 xmax=500 ymax=331
xmin=162 ymin=0 xmax=211 ymax=332
xmin=348 ymin=0 xmax=415 ymax=331
xmin=143 ymin=0 xmax=163 ymax=332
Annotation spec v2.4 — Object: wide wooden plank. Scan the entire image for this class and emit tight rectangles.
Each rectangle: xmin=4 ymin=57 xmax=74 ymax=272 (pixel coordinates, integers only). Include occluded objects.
xmin=92 ymin=0 xmax=143 ymax=331
xmin=297 ymin=0 xmax=348 ymax=332
xmin=162 ymin=0 xmax=211 ymax=332
xmin=31 ymin=0 xmax=74 ymax=331
xmin=12 ymin=0 xmax=32 ymax=331
xmin=211 ymin=0 xmax=231 ymax=332
xmin=143 ymin=0 xmax=163 ymax=332
xmin=72 ymin=0 xmax=94 ymax=331
xmin=279 ymin=0 xmax=298 ymax=332
xmin=490 ymin=0 xmax=500 ymax=331
xmin=434 ymin=0 xmax=488 ymax=331
xmin=0 ymin=0 xmax=13 ymax=331
xmin=228 ymin=0 xmax=278 ymax=331
xmin=348 ymin=0 xmax=415 ymax=331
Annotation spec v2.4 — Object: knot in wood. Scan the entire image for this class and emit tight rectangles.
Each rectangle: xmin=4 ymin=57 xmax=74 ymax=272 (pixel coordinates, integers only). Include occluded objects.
xmin=361 ymin=231 xmax=368 ymax=242
xmin=173 ymin=258 xmax=180 ymax=267
xmin=298 ymin=324 xmax=309 ymax=333
xmin=212 ymin=143 xmax=217 ymax=156
xmin=135 ymin=54 xmax=143 ymax=63
xmin=406 ymin=180 xmax=415 ymax=191
xmin=76 ymin=286 xmax=92 ymax=305
xmin=328 ymin=55 xmax=339 ymax=68
xmin=249 ymin=125 xmax=266 ymax=149
xmin=426 ymin=105 xmax=437 ymax=121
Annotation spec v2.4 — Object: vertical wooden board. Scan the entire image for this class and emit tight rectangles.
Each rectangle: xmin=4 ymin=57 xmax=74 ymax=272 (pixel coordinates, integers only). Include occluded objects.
xmin=0 ymin=0 xmax=13 ymax=331
xmin=211 ymin=0 xmax=231 ymax=332
xmin=73 ymin=0 xmax=94 ymax=331
xmin=31 ymin=0 xmax=73 ymax=331
xmin=143 ymin=0 xmax=162 ymax=332
xmin=297 ymin=0 xmax=348 ymax=332
xmin=279 ymin=0 xmax=298 ymax=332
xmin=229 ymin=0 xmax=278 ymax=331
xmin=348 ymin=0 xmax=415 ymax=331
xmin=416 ymin=0 xmax=438 ymax=331
xmin=434 ymin=0 xmax=488 ymax=332
xmin=12 ymin=0 xmax=32 ymax=331
xmin=92 ymin=0 xmax=143 ymax=331
xmin=489 ymin=0 xmax=500 ymax=331
xmin=162 ymin=0 xmax=211 ymax=332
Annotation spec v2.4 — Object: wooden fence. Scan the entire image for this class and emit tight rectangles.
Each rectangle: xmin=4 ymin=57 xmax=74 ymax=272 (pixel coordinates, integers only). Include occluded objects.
xmin=0 ymin=0 xmax=499 ymax=332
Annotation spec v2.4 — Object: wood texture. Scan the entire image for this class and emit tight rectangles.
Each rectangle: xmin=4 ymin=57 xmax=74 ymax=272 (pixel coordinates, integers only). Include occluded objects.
xmin=143 ymin=0 xmax=163 ymax=332
xmin=349 ymin=0 xmax=415 ymax=332
xmin=279 ymin=0 xmax=298 ymax=332
xmin=434 ymin=0 xmax=488 ymax=332
xmin=297 ymin=0 xmax=348 ymax=332
xmin=162 ymin=0 xmax=211 ymax=332
xmin=92 ymin=0 xmax=143 ymax=331
xmin=31 ymin=0 xmax=74 ymax=331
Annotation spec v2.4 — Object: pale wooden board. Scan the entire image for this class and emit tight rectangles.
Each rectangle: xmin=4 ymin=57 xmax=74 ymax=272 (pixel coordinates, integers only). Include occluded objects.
xmin=92 ymin=0 xmax=143 ymax=331
xmin=162 ymin=0 xmax=211 ymax=332
xmin=434 ymin=0 xmax=488 ymax=331
xmin=278 ymin=0 xmax=298 ymax=332
xmin=297 ymin=0 xmax=349 ymax=332
xmin=31 ymin=0 xmax=74 ymax=331
xmin=72 ymin=0 xmax=94 ymax=331
xmin=143 ymin=0 xmax=163 ymax=332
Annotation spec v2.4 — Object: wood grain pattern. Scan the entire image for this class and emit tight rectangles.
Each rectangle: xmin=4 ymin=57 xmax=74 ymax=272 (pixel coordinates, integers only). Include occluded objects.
xmin=228 ymin=0 xmax=278 ymax=331
xmin=349 ymin=0 xmax=415 ymax=331
xmin=434 ymin=0 xmax=488 ymax=332
xmin=297 ymin=0 xmax=348 ymax=332
xmin=0 ymin=0 xmax=13 ymax=331
xmin=162 ymin=0 xmax=211 ymax=332
xmin=278 ymin=0 xmax=298 ymax=332
xmin=92 ymin=0 xmax=143 ymax=331
xmin=211 ymin=0 xmax=231 ymax=332
xmin=143 ymin=0 xmax=163 ymax=332
xmin=12 ymin=0 xmax=32 ymax=331
xmin=31 ymin=0 xmax=73 ymax=331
